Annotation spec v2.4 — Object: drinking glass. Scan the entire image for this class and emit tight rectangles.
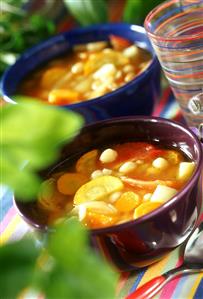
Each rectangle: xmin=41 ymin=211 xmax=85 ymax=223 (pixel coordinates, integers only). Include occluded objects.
xmin=144 ymin=0 xmax=203 ymax=127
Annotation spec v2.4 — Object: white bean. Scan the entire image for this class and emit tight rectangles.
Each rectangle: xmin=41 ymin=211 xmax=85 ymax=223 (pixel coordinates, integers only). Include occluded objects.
xmin=115 ymin=70 xmax=122 ymax=80
xmin=123 ymin=45 xmax=139 ymax=59
xmin=152 ymin=157 xmax=168 ymax=170
xmin=102 ymin=168 xmax=112 ymax=175
xmin=119 ymin=161 xmax=136 ymax=174
xmin=71 ymin=62 xmax=84 ymax=74
xmin=91 ymin=170 xmax=103 ymax=179
xmin=124 ymin=72 xmax=135 ymax=82
xmin=99 ymin=148 xmax=118 ymax=163
xmin=93 ymin=64 xmax=117 ymax=80
xmin=109 ymin=191 xmax=122 ymax=203
xmin=87 ymin=41 xmax=108 ymax=52
xmin=143 ymin=193 xmax=152 ymax=201
xmin=123 ymin=64 xmax=134 ymax=73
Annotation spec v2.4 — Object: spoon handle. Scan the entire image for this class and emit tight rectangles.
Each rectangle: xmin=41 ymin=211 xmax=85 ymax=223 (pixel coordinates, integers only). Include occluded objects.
xmin=125 ymin=264 xmax=195 ymax=299
xmin=125 ymin=275 xmax=167 ymax=299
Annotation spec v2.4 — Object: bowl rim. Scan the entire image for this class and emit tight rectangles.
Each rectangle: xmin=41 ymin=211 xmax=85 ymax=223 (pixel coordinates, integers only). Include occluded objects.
xmin=1 ymin=23 xmax=160 ymax=107
xmin=13 ymin=116 xmax=203 ymax=233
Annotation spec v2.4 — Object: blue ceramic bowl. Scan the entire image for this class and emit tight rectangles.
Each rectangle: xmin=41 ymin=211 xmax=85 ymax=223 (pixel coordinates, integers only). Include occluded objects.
xmin=14 ymin=116 xmax=203 ymax=271
xmin=1 ymin=24 xmax=161 ymax=124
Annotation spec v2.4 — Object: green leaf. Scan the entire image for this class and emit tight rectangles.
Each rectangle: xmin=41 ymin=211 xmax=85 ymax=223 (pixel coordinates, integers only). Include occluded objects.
xmin=123 ymin=0 xmax=143 ymax=24
xmin=64 ymin=0 xmax=108 ymax=26
xmin=123 ymin=0 xmax=165 ymax=25
xmin=1 ymin=99 xmax=84 ymax=200
xmin=42 ymin=218 xmax=117 ymax=299
xmin=48 ymin=218 xmax=88 ymax=268
xmin=0 ymin=238 xmax=40 ymax=299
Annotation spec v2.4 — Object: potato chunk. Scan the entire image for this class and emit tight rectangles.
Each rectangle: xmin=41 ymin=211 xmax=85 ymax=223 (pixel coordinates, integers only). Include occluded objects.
xmin=150 ymin=185 xmax=177 ymax=203
xmin=74 ymin=175 xmax=123 ymax=204
xmin=178 ymin=162 xmax=195 ymax=180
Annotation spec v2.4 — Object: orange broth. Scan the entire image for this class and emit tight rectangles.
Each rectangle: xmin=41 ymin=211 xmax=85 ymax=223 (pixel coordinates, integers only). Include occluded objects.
xmin=16 ymin=35 xmax=151 ymax=105
xmin=37 ymin=142 xmax=195 ymax=229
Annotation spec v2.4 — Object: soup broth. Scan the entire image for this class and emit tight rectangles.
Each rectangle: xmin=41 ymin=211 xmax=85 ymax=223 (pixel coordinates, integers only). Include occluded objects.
xmin=16 ymin=35 xmax=151 ymax=105
xmin=37 ymin=142 xmax=195 ymax=229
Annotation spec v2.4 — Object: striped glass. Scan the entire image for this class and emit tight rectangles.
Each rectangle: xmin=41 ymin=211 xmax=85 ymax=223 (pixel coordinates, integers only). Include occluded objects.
xmin=145 ymin=0 xmax=203 ymax=127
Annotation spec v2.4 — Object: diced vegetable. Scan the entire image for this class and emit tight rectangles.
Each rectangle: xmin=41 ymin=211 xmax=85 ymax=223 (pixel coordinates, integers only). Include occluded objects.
xmin=40 ymin=67 xmax=66 ymax=89
xmin=74 ymin=175 xmax=123 ymax=204
xmin=77 ymin=201 xmax=117 ymax=215
xmin=84 ymin=211 xmax=117 ymax=229
xmin=115 ymin=191 xmax=141 ymax=212
xmin=37 ymin=140 xmax=195 ymax=228
xmin=57 ymin=173 xmax=88 ymax=195
xmin=109 ymin=35 xmax=132 ymax=50
xmin=133 ymin=201 xmax=162 ymax=219
xmin=48 ymin=89 xmax=80 ymax=104
xmin=150 ymin=185 xmax=177 ymax=203
xmin=76 ymin=149 xmax=98 ymax=175
xmin=178 ymin=162 xmax=195 ymax=180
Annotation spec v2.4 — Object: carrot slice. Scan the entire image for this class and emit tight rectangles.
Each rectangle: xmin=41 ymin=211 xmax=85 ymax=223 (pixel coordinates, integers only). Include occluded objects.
xmin=84 ymin=211 xmax=117 ymax=229
xmin=57 ymin=173 xmax=88 ymax=195
xmin=38 ymin=178 xmax=67 ymax=211
xmin=133 ymin=201 xmax=162 ymax=219
xmin=76 ymin=149 xmax=98 ymax=175
xmin=48 ymin=89 xmax=80 ymax=105
xmin=115 ymin=191 xmax=141 ymax=212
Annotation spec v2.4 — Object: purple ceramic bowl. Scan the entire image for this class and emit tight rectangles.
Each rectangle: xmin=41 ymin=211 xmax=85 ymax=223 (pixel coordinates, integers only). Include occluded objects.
xmin=14 ymin=116 xmax=203 ymax=271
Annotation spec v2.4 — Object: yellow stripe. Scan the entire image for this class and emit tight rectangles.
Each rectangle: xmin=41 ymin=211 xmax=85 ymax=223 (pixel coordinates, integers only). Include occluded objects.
xmin=0 ymin=215 xmax=22 ymax=245
xmin=138 ymin=253 xmax=170 ymax=287
xmin=186 ymin=273 xmax=203 ymax=299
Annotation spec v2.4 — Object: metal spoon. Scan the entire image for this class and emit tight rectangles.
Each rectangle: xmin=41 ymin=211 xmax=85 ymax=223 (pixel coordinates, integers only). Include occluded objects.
xmin=126 ymin=222 xmax=203 ymax=299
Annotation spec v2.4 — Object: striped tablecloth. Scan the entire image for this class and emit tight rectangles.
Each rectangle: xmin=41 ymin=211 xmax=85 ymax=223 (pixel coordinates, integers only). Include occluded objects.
xmin=1 ymin=87 xmax=203 ymax=299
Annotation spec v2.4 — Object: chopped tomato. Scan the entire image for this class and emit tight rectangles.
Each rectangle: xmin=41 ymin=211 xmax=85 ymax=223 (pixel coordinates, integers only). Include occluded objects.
xmin=102 ymin=142 xmax=158 ymax=168
xmin=109 ymin=35 xmax=132 ymax=50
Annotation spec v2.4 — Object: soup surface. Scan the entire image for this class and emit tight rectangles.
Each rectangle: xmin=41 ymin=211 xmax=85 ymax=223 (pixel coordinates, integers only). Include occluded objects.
xmin=16 ymin=35 xmax=151 ymax=105
xmin=37 ymin=142 xmax=195 ymax=229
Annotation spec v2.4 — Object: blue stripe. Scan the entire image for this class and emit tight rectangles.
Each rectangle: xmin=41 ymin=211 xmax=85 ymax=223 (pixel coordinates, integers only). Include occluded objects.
xmin=128 ymin=268 xmax=147 ymax=293
xmin=193 ymin=278 xmax=203 ymax=299
xmin=0 ymin=187 xmax=13 ymax=220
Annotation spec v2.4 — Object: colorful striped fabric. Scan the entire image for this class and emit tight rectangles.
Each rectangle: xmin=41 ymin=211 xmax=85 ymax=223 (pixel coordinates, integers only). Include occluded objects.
xmin=1 ymin=87 xmax=203 ymax=298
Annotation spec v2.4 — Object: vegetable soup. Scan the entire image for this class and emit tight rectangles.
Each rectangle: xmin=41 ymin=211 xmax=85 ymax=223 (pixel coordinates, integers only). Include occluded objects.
xmin=38 ymin=142 xmax=195 ymax=229
xmin=16 ymin=35 xmax=151 ymax=105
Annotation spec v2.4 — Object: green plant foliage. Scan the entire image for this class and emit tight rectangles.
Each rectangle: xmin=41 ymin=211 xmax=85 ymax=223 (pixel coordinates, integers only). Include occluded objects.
xmin=64 ymin=0 xmax=108 ymax=26
xmin=0 ymin=238 xmax=40 ymax=299
xmin=0 ymin=0 xmax=56 ymax=75
xmin=1 ymin=99 xmax=84 ymax=200
xmin=41 ymin=218 xmax=118 ymax=299
xmin=0 ymin=219 xmax=117 ymax=299
xmin=123 ymin=0 xmax=165 ymax=24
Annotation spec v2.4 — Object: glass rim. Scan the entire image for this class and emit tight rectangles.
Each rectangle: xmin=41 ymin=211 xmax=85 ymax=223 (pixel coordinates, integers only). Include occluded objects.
xmin=144 ymin=0 xmax=203 ymax=42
